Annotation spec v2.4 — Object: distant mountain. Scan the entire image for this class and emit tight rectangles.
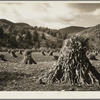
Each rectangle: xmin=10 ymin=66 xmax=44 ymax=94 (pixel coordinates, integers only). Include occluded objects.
xmin=59 ymin=26 xmax=87 ymax=38
xmin=59 ymin=26 xmax=86 ymax=33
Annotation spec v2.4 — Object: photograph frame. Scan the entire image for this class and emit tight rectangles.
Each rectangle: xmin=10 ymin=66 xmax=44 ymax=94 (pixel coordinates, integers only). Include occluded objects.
xmin=0 ymin=0 xmax=100 ymax=99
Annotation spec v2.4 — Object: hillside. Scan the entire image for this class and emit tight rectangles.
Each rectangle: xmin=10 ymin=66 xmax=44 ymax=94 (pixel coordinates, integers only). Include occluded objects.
xmin=0 ymin=19 xmax=99 ymax=51
xmin=76 ymin=24 xmax=100 ymax=51
xmin=0 ymin=19 xmax=61 ymax=49
xmin=0 ymin=19 xmax=14 ymax=26
xmin=59 ymin=26 xmax=86 ymax=33
xmin=59 ymin=26 xmax=86 ymax=38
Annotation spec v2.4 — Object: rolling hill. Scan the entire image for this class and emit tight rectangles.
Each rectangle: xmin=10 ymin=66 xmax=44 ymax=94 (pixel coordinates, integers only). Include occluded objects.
xmin=76 ymin=24 xmax=100 ymax=51
xmin=0 ymin=19 xmax=99 ymax=51
xmin=0 ymin=19 xmax=60 ymax=49
xmin=59 ymin=26 xmax=87 ymax=38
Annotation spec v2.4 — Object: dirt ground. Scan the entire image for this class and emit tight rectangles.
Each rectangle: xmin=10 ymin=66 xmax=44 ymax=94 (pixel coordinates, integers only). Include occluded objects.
xmin=0 ymin=51 xmax=100 ymax=91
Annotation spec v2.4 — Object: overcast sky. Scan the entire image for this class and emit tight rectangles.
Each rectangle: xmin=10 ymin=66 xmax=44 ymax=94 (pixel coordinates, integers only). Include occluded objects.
xmin=0 ymin=2 xmax=100 ymax=29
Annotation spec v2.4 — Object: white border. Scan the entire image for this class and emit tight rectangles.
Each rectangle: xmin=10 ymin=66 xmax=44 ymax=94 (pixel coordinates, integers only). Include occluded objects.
xmin=0 ymin=91 xmax=100 ymax=99
xmin=0 ymin=1 xmax=100 ymax=99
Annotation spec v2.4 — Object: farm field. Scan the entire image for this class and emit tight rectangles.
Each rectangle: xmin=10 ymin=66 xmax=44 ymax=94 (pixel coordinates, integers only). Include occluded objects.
xmin=0 ymin=51 xmax=100 ymax=91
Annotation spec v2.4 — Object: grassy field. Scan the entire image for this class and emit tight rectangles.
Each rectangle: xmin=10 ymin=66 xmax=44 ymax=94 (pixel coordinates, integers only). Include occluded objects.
xmin=0 ymin=51 xmax=100 ymax=91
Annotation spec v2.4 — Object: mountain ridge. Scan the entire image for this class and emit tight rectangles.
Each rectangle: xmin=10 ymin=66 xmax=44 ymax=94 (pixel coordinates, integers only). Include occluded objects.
xmin=0 ymin=19 xmax=99 ymax=51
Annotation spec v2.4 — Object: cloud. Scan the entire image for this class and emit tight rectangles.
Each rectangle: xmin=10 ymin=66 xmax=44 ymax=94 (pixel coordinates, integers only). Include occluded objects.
xmin=0 ymin=3 xmax=48 ymax=24
xmin=0 ymin=2 xmax=100 ymax=29
xmin=40 ymin=3 xmax=80 ymax=28
xmin=91 ymin=9 xmax=100 ymax=19
xmin=67 ymin=3 xmax=100 ymax=12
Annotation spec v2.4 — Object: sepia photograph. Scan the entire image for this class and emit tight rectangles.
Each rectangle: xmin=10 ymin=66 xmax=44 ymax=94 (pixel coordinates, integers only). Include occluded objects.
xmin=0 ymin=0 xmax=100 ymax=99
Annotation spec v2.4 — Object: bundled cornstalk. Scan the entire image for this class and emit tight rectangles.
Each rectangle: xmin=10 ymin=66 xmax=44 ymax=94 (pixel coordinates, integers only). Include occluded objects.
xmin=41 ymin=36 xmax=100 ymax=85
xmin=49 ymin=51 xmax=53 ymax=56
xmin=53 ymin=55 xmax=59 ymax=60
xmin=87 ymin=50 xmax=98 ymax=60
xmin=0 ymin=54 xmax=7 ymax=61
xmin=22 ymin=49 xmax=37 ymax=64
xmin=88 ymin=53 xmax=97 ymax=60
xmin=11 ymin=50 xmax=17 ymax=57
xmin=41 ymin=50 xmax=46 ymax=56
xmin=86 ymin=51 xmax=89 ymax=56
xmin=18 ymin=50 xmax=23 ymax=55
xmin=8 ymin=49 xmax=11 ymax=53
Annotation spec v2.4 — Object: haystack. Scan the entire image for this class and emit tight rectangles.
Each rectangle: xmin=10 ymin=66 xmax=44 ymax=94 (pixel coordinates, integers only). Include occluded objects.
xmin=11 ymin=50 xmax=17 ymax=58
xmin=18 ymin=50 xmax=23 ymax=55
xmin=53 ymin=55 xmax=59 ymax=60
xmin=22 ymin=50 xmax=37 ymax=64
xmin=49 ymin=51 xmax=53 ymax=56
xmin=41 ymin=36 xmax=100 ymax=85
xmin=88 ymin=53 xmax=98 ymax=60
xmin=41 ymin=50 xmax=46 ymax=56
xmin=0 ymin=54 xmax=7 ymax=61
xmin=8 ymin=49 xmax=11 ymax=53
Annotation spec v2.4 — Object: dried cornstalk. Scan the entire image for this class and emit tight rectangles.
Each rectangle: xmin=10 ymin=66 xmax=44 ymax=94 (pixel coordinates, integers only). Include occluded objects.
xmin=22 ymin=49 xmax=37 ymax=64
xmin=41 ymin=36 xmax=100 ymax=85
xmin=0 ymin=54 xmax=7 ymax=61
xmin=11 ymin=50 xmax=17 ymax=58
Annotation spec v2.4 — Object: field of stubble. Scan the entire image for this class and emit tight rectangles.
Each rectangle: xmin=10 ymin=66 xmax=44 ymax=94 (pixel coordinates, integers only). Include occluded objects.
xmin=0 ymin=51 xmax=100 ymax=91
